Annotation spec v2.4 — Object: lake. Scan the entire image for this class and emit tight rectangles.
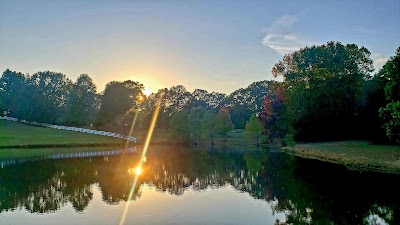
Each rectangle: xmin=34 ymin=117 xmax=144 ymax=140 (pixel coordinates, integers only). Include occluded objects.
xmin=0 ymin=145 xmax=399 ymax=225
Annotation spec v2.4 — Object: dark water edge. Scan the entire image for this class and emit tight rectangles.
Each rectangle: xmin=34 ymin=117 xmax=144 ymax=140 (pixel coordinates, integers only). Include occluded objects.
xmin=0 ymin=146 xmax=399 ymax=224
xmin=290 ymin=156 xmax=400 ymax=224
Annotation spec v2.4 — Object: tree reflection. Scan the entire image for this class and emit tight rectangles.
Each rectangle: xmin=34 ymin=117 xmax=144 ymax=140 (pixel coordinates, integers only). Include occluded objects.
xmin=0 ymin=146 xmax=399 ymax=224
xmin=364 ymin=204 xmax=394 ymax=225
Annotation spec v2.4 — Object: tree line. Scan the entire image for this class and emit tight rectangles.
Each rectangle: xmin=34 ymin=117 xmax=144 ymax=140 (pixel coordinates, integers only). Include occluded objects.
xmin=0 ymin=41 xmax=399 ymax=144
xmin=0 ymin=71 xmax=270 ymax=145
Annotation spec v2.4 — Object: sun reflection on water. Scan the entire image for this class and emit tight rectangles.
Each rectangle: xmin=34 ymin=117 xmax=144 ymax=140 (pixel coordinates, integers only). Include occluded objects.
xmin=128 ymin=166 xmax=143 ymax=176
xmin=135 ymin=167 xmax=142 ymax=175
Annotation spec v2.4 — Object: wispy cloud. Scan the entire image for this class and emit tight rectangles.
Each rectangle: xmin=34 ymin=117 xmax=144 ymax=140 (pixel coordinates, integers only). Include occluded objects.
xmin=371 ymin=53 xmax=389 ymax=70
xmin=262 ymin=15 xmax=313 ymax=55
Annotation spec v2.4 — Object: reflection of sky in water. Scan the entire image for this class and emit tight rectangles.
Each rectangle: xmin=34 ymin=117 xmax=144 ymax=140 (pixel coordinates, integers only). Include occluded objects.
xmin=0 ymin=184 xmax=285 ymax=225
xmin=0 ymin=147 xmax=399 ymax=225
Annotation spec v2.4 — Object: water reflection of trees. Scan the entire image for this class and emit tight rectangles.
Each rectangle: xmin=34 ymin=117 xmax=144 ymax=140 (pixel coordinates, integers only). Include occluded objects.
xmin=0 ymin=146 xmax=399 ymax=224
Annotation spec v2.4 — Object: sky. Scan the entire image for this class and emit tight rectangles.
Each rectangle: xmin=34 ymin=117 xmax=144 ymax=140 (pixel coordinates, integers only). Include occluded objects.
xmin=1 ymin=0 xmax=399 ymax=94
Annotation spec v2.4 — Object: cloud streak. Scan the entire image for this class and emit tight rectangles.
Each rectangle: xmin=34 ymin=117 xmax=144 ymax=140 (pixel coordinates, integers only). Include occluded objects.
xmin=262 ymin=15 xmax=313 ymax=55
xmin=371 ymin=53 xmax=389 ymax=70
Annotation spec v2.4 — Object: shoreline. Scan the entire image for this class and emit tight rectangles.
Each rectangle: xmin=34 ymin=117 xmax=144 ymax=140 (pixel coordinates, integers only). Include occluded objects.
xmin=0 ymin=142 xmax=131 ymax=149
xmin=282 ymin=141 xmax=400 ymax=174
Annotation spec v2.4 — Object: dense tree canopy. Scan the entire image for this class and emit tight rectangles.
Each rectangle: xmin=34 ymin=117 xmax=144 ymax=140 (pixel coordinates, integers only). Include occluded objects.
xmin=28 ymin=71 xmax=72 ymax=123
xmin=226 ymin=80 xmax=271 ymax=129
xmin=167 ymin=105 xmax=234 ymax=146
xmin=65 ymin=74 xmax=98 ymax=126
xmin=379 ymin=47 xmax=400 ymax=143
xmin=95 ymin=80 xmax=144 ymax=131
xmin=163 ymin=85 xmax=193 ymax=116
xmin=0 ymin=69 xmax=28 ymax=118
xmin=191 ymin=89 xmax=226 ymax=110
xmin=272 ymin=41 xmax=374 ymax=141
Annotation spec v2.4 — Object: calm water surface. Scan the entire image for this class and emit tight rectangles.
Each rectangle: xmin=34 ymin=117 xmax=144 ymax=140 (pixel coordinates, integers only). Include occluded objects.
xmin=0 ymin=146 xmax=399 ymax=225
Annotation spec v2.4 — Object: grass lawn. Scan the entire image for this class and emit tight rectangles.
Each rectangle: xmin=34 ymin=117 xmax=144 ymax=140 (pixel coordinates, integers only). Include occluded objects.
xmin=0 ymin=120 xmax=267 ymax=159
xmin=0 ymin=120 xmax=128 ymax=148
xmin=283 ymin=141 xmax=400 ymax=174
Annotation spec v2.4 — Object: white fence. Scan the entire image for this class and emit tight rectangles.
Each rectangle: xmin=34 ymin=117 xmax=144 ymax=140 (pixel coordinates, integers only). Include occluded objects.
xmin=0 ymin=147 xmax=136 ymax=168
xmin=0 ymin=116 xmax=136 ymax=142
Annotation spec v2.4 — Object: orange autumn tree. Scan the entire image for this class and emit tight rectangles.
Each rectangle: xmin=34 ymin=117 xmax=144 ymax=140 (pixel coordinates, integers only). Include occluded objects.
xmin=260 ymin=82 xmax=293 ymax=146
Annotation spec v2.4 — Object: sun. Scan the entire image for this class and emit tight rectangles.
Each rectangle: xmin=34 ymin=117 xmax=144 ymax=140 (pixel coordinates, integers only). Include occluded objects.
xmin=142 ymin=88 xmax=152 ymax=97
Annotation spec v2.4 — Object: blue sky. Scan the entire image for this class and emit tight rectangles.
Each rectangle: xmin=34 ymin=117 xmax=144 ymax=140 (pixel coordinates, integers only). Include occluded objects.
xmin=1 ymin=0 xmax=399 ymax=93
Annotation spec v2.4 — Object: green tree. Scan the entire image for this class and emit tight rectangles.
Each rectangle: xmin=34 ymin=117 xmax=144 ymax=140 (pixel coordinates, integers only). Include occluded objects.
xmin=95 ymin=80 xmax=143 ymax=131
xmin=65 ymin=74 xmax=98 ymax=126
xmin=379 ymin=47 xmax=400 ymax=143
xmin=201 ymin=110 xmax=219 ymax=146
xmin=216 ymin=107 xmax=234 ymax=139
xmin=190 ymin=89 xmax=226 ymax=110
xmin=357 ymin=74 xmax=387 ymax=143
xmin=138 ymin=88 xmax=167 ymax=129
xmin=0 ymin=69 xmax=29 ymax=118
xmin=169 ymin=111 xmax=190 ymax=146
xmin=227 ymin=80 xmax=271 ymax=129
xmin=272 ymin=41 xmax=373 ymax=141
xmin=187 ymin=106 xmax=206 ymax=146
xmin=29 ymin=71 xmax=72 ymax=123
xmin=245 ymin=114 xmax=263 ymax=146
xmin=163 ymin=85 xmax=193 ymax=116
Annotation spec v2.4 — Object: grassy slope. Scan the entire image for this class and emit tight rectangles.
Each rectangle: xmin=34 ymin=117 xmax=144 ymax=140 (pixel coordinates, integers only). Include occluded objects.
xmin=283 ymin=141 xmax=400 ymax=174
xmin=0 ymin=120 xmax=264 ymax=159
xmin=0 ymin=120 xmax=126 ymax=148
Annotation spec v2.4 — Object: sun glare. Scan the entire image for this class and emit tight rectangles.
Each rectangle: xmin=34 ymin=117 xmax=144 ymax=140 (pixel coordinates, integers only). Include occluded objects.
xmin=143 ymin=88 xmax=152 ymax=96
xmin=129 ymin=166 xmax=142 ymax=176
xmin=135 ymin=167 xmax=142 ymax=175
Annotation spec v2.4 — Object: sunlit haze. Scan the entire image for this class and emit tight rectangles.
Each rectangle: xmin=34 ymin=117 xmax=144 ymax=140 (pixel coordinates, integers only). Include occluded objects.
xmin=1 ymin=0 xmax=399 ymax=93
xmin=142 ymin=88 xmax=152 ymax=96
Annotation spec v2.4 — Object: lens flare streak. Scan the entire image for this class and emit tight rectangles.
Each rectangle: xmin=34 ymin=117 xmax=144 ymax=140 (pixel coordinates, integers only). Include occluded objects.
xmin=119 ymin=92 xmax=164 ymax=225
xmin=124 ymin=111 xmax=139 ymax=150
